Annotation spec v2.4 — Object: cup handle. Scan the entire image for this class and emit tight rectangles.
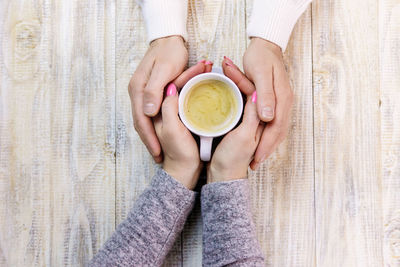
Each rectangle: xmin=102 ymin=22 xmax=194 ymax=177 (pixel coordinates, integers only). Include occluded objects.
xmin=200 ymin=136 xmax=213 ymax=161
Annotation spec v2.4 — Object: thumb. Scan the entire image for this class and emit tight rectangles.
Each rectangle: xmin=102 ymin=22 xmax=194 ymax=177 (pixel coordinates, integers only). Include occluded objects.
xmin=143 ymin=62 xmax=181 ymax=116
xmin=161 ymin=83 xmax=181 ymax=130
xmin=251 ymin=68 xmax=276 ymax=122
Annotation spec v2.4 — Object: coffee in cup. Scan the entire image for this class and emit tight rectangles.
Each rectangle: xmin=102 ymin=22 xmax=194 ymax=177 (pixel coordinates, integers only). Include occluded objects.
xmin=183 ymin=79 xmax=238 ymax=133
xmin=178 ymin=67 xmax=243 ymax=161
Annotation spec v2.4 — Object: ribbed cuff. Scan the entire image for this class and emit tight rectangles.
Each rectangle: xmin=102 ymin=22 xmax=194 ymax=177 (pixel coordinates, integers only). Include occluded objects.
xmin=140 ymin=0 xmax=188 ymax=43
xmin=247 ymin=0 xmax=311 ymax=51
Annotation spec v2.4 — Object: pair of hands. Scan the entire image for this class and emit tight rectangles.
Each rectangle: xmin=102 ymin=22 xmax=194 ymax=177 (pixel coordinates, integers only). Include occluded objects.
xmin=128 ymin=36 xmax=294 ymax=189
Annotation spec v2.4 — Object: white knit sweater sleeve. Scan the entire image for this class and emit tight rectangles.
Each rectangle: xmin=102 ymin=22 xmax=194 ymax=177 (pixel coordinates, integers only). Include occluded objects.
xmin=247 ymin=0 xmax=312 ymax=51
xmin=138 ymin=0 xmax=188 ymax=43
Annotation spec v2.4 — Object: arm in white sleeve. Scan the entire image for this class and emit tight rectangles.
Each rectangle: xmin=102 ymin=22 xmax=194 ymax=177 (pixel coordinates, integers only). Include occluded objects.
xmin=247 ymin=0 xmax=312 ymax=51
xmin=138 ymin=0 xmax=188 ymax=43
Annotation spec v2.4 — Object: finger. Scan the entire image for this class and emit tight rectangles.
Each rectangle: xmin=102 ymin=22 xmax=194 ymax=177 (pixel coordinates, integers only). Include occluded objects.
xmin=132 ymin=90 xmax=162 ymax=163
xmin=161 ymin=83 xmax=181 ymax=130
xmin=251 ymin=66 xmax=276 ymax=122
xmin=143 ymin=61 xmax=183 ymax=116
xmin=274 ymin=62 xmax=293 ymax=100
xmin=239 ymin=91 xmax=260 ymax=132
xmin=252 ymin=86 xmax=293 ymax=164
xmin=130 ymin=61 xmax=163 ymax=163
xmin=255 ymin=123 xmax=264 ymax=143
xmin=173 ymin=61 xmax=206 ymax=89
xmin=222 ymin=58 xmax=255 ymax=95
xmin=250 ymin=62 xmax=293 ymax=170
xmin=204 ymin=60 xmax=213 ymax=72
xmin=153 ymin=114 xmax=162 ymax=135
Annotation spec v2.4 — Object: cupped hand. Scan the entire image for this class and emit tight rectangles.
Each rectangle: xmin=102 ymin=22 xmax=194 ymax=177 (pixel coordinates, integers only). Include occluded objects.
xmin=207 ymin=93 xmax=264 ymax=183
xmin=153 ymin=62 xmax=213 ymax=190
xmin=128 ymin=35 xmax=213 ymax=163
xmin=242 ymin=37 xmax=294 ymax=168
xmin=128 ymin=36 xmax=188 ymax=163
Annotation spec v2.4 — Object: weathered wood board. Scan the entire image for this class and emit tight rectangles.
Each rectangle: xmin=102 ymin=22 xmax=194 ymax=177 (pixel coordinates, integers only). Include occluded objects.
xmin=1 ymin=0 xmax=399 ymax=266
xmin=313 ymin=0 xmax=383 ymax=266
xmin=0 ymin=0 xmax=116 ymax=266
xmin=380 ymin=1 xmax=400 ymax=266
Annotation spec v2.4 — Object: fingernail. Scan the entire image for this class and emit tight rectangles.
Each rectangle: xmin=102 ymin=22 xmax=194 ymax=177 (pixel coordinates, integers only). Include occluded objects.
xmin=198 ymin=59 xmax=206 ymax=64
xmin=205 ymin=60 xmax=213 ymax=65
xmin=224 ymin=56 xmax=233 ymax=64
xmin=144 ymin=102 xmax=156 ymax=115
xmin=225 ymin=61 xmax=234 ymax=67
xmin=260 ymin=154 xmax=267 ymax=163
xmin=262 ymin=106 xmax=274 ymax=119
xmin=251 ymin=91 xmax=257 ymax=103
xmin=253 ymin=162 xmax=260 ymax=170
xmin=166 ymin=83 xmax=177 ymax=96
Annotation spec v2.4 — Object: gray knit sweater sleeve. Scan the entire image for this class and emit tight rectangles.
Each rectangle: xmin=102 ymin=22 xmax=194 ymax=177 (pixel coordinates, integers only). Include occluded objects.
xmin=201 ymin=179 xmax=265 ymax=266
xmin=89 ymin=168 xmax=197 ymax=267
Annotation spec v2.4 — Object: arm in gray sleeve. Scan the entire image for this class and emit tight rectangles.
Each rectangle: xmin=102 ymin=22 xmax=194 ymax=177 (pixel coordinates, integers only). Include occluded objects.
xmin=201 ymin=179 xmax=265 ymax=266
xmin=90 ymin=168 xmax=197 ymax=267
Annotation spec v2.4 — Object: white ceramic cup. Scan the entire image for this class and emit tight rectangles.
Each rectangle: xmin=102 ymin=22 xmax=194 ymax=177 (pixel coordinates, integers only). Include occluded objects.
xmin=178 ymin=67 xmax=243 ymax=161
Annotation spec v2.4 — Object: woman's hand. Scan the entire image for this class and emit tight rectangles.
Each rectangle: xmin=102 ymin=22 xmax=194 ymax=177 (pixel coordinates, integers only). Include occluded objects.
xmin=153 ymin=63 xmax=213 ymax=190
xmin=207 ymin=93 xmax=264 ymax=183
xmin=242 ymin=37 xmax=294 ymax=169
xmin=128 ymin=36 xmax=189 ymax=163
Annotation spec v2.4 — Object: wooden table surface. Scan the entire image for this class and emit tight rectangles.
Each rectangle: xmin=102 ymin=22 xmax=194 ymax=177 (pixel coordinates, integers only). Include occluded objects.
xmin=1 ymin=0 xmax=399 ymax=266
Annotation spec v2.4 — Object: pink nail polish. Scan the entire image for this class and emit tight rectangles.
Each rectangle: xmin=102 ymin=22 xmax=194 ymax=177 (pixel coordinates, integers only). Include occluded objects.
xmin=166 ymin=83 xmax=177 ymax=96
xmin=205 ymin=60 xmax=213 ymax=65
xmin=198 ymin=59 xmax=206 ymax=64
xmin=251 ymin=91 xmax=257 ymax=103
xmin=224 ymin=56 xmax=234 ymax=64
xmin=224 ymin=61 xmax=234 ymax=67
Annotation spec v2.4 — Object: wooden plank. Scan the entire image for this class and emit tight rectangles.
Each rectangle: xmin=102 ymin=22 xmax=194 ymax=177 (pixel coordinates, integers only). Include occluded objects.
xmin=0 ymin=0 xmax=116 ymax=266
xmin=186 ymin=0 xmax=247 ymax=67
xmin=181 ymin=1 xmax=248 ymax=265
xmin=380 ymin=1 xmax=400 ymax=266
xmin=114 ymin=0 xmax=183 ymax=265
xmin=312 ymin=0 xmax=383 ymax=266
xmin=244 ymin=3 xmax=315 ymax=266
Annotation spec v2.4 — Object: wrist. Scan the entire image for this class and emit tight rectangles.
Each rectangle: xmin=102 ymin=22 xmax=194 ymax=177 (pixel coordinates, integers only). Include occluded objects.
xmin=163 ymin=160 xmax=202 ymax=190
xmin=151 ymin=35 xmax=186 ymax=47
xmin=207 ymin=164 xmax=247 ymax=184
xmin=249 ymin=37 xmax=282 ymax=57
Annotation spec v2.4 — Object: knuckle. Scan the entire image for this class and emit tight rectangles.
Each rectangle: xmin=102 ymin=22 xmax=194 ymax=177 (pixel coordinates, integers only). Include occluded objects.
xmin=128 ymin=74 xmax=144 ymax=96
xmin=261 ymin=90 xmax=275 ymax=100
xmin=144 ymin=86 xmax=158 ymax=99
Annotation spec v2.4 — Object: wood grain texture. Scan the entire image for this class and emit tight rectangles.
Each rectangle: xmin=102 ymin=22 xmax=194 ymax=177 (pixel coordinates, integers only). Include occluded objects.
xmin=313 ymin=0 xmax=383 ymax=266
xmin=0 ymin=0 xmax=116 ymax=266
xmin=2 ymin=0 xmax=400 ymax=266
xmin=245 ymin=2 xmax=315 ymax=266
xmin=114 ymin=0 xmax=183 ymax=266
xmin=380 ymin=1 xmax=400 ymax=266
